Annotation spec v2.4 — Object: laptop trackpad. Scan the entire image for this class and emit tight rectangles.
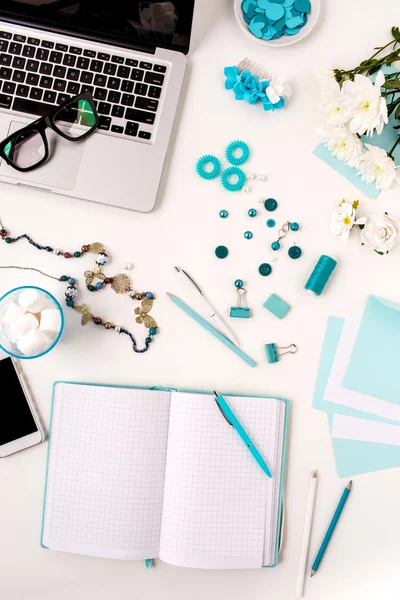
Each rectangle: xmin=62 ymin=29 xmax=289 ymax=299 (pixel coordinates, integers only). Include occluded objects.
xmin=0 ymin=121 xmax=84 ymax=190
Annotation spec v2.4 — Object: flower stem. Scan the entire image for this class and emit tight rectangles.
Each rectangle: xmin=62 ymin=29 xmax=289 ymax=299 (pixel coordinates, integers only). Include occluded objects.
xmin=387 ymin=137 xmax=400 ymax=158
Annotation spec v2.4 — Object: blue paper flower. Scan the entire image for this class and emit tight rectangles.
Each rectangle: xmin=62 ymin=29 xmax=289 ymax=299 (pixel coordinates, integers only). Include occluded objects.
xmin=223 ymin=64 xmax=288 ymax=113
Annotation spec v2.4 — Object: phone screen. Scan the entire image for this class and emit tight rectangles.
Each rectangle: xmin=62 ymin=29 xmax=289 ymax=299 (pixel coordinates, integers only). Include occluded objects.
xmin=0 ymin=358 xmax=38 ymax=446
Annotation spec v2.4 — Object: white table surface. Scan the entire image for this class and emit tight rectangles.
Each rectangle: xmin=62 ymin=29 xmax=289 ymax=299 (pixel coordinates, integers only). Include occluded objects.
xmin=1 ymin=1 xmax=400 ymax=598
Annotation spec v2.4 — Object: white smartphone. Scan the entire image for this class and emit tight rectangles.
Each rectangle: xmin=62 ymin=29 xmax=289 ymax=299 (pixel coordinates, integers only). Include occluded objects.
xmin=0 ymin=356 xmax=45 ymax=458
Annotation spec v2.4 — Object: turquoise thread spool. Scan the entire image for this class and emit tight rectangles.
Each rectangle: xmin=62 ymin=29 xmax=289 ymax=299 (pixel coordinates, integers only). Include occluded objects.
xmin=305 ymin=255 xmax=337 ymax=296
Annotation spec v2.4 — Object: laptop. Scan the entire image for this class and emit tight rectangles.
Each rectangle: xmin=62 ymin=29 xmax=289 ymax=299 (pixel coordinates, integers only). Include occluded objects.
xmin=0 ymin=1 xmax=195 ymax=212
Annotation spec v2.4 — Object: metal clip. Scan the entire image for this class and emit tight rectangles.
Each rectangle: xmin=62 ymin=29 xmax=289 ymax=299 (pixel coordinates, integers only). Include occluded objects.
xmin=230 ymin=288 xmax=251 ymax=319
xmin=265 ymin=343 xmax=297 ymax=364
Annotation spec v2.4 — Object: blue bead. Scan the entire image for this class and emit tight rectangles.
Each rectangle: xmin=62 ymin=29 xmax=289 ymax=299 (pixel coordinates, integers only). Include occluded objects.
xmin=234 ymin=279 xmax=244 ymax=288
xmin=271 ymin=241 xmax=280 ymax=251
xmin=145 ymin=292 xmax=153 ymax=299
xmin=5 ymin=237 xmax=12 ymax=243
xmin=290 ymin=222 xmax=299 ymax=231
xmin=66 ymin=299 xmax=74 ymax=307
xmin=266 ymin=219 xmax=275 ymax=228
xmin=244 ymin=231 xmax=253 ymax=239
xmin=68 ymin=277 xmax=75 ymax=285
xmin=88 ymin=285 xmax=95 ymax=291
xmin=248 ymin=208 xmax=257 ymax=217
xmin=61 ymin=275 xmax=67 ymax=282
xmin=149 ymin=327 xmax=157 ymax=335
xmin=96 ymin=282 xmax=103 ymax=289
xmin=46 ymin=246 xmax=52 ymax=252
xmin=288 ymin=245 xmax=302 ymax=259
xmin=145 ymin=337 xmax=152 ymax=344
xmin=219 ymin=210 xmax=229 ymax=218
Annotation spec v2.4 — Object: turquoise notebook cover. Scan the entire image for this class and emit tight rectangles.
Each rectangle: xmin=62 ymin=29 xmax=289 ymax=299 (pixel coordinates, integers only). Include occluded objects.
xmin=343 ymin=296 xmax=400 ymax=405
xmin=41 ymin=381 xmax=289 ymax=569
xmin=313 ymin=317 xmax=400 ymax=477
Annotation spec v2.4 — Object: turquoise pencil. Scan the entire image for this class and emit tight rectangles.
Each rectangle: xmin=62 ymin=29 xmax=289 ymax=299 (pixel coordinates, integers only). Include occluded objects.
xmin=311 ymin=481 xmax=352 ymax=577
xmin=167 ymin=293 xmax=256 ymax=367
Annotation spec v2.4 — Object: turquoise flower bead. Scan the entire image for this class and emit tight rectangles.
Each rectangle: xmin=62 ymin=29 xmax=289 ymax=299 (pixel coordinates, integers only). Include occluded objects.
xmin=271 ymin=241 xmax=280 ymax=251
xmin=96 ymin=282 xmax=103 ymax=290
xmin=244 ymin=231 xmax=253 ymax=239
xmin=149 ymin=327 xmax=157 ymax=335
xmin=290 ymin=222 xmax=299 ymax=231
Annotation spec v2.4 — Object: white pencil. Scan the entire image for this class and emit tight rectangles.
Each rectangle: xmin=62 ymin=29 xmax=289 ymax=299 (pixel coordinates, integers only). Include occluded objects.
xmin=296 ymin=471 xmax=318 ymax=598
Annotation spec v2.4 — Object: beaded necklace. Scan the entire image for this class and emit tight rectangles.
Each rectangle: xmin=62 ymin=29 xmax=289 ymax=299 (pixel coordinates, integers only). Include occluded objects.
xmin=0 ymin=220 xmax=158 ymax=354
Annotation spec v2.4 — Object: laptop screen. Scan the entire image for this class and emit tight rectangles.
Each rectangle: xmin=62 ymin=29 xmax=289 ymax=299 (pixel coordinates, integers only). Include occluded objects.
xmin=0 ymin=1 xmax=195 ymax=55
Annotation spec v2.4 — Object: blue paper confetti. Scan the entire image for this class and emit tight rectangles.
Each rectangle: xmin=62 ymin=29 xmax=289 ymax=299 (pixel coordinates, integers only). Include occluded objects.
xmin=242 ymin=0 xmax=310 ymax=39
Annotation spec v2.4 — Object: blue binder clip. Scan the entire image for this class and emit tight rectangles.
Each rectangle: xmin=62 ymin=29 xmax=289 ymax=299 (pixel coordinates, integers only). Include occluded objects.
xmin=230 ymin=286 xmax=251 ymax=319
xmin=265 ymin=343 xmax=297 ymax=364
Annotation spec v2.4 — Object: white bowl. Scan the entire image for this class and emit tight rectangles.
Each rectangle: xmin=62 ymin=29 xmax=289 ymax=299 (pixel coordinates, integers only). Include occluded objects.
xmin=233 ymin=0 xmax=320 ymax=47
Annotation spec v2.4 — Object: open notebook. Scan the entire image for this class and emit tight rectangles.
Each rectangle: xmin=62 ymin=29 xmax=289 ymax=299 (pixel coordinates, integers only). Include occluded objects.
xmin=41 ymin=382 xmax=288 ymax=569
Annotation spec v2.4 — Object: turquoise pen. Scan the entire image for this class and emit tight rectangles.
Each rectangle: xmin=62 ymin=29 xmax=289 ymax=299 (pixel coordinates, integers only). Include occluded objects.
xmin=214 ymin=391 xmax=272 ymax=478
xmin=311 ymin=481 xmax=352 ymax=577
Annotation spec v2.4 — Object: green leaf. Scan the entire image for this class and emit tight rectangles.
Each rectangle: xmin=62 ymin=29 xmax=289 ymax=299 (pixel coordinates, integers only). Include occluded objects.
xmin=367 ymin=64 xmax=382 ymax=75
xmin=395 ymin=105 xmax=400 ymax=119
xmin=382 ymin=80 xmax=400 ymax=90
xmin=358 ymin=224 xmax=365 ymax=230
xmin=392 ymin=27 xmax=400 ymax=43
xmin=374 ymin=250 xmax=385 ymax=255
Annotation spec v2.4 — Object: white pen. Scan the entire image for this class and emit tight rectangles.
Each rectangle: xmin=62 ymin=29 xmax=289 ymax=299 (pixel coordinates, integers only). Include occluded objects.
xmin=174 ymin=267 xmax=240 ymax=346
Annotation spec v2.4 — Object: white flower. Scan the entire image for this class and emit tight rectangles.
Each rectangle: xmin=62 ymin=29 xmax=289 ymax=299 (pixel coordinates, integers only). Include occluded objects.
xmin=330 ymin=200 xmax=367 ymax=240
xmin=342 ymin=71 xmax=388 ymax=136
xmin=266 ymin=75 xmax=291 ymax=105
xmin=318 ymin=124 xmax=363 ymax=168
xmin=360 ymin=213 xmax=399 ymax=253
xmin=319 ymin=77 xmax=349 ymax=125
xmin=358 ymin=144 xmax=400 ymax=190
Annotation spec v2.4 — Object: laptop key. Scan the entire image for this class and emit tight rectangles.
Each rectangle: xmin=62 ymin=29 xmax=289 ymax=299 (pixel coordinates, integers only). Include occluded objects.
xmin=107 ymin=77 xmax=120 ymax=90
xmin=57 ymin=93 xmax=70 ymax=104
xmin=111 ymin=125 xmax=124 ymax=134
xmin=111 ymin=104 xmax=124 ymax=118
xmin=117 ymin=66 xmax=130 ymax=79
xmin=0 ymin=41 xmax=9 ymax=53
xmin=22 ymin=45 xmax=36 ymax=58
xmin=0 ymin=67 xmax=11 ymax=80
xmin=26 ymin=73 xmax=39 ymax=86
xmin=107 ymin=90 xmax=121 ymax=103
xmin=125 ymin=128 xmax=138 ymax=137
xmin=0 ymin=54 xmax=11 ymax=66
xmin=144 ymin=72 xmax=164 ymax=86
xmin=3 ymin=82 xmax=15 ymax=94
xmin=9 ymin=43 xmax=22 ymax=55
xmin=0 ymin=94 xmax=12 ymax=108
xmin=43 ymin=90 xmax=57 ymax=103
xmin=42 ymin=40 xmax=54 ymax=49
xmin=111 ymin=55 xmax=124 ymax=64
xmin=12 ymin=70 xmax=26 ymax=83
xmin=80 ymin=71 xmax=93 ymax=84
xmin=30 ymin=88 xmax=43 ymax=101
xmin=90 ymin=60 xmax=103 ymax=72
xmin=103 ymin=63 xmax=116 ymax=76
xmin=98 ymin=116 xmax=111 ymax=130
xmin=97 ymin=52 xmax=110 ymax=61
xmin=125 ymin=59 xmax=138 ymax=67
xmin=135 ymin=83 xmax=148 ymax=96
xmin=0 ymin=32 xmax=12 ymax=40
xmin=138 ymin=131 xmax=151 ymax=140
xmin=28 ymin=37 xmax=40 ymax=46
xmin=40 ymin=76 xmax=53 ymax=89
xmin=13 ymin=97 xmax=52 ymax=116
xmin=69 ymin=46 xmax=82 ymax=55
xmin=148 ymin=86 xmax=161 ymax=99
xmin=121 ymin=80 xmax=133 ymax=93
xmin=131 ymin=69 xmax=144 ymax=81
xmin=67 ymin=81 xmax=80 ymax=95
xmin=139 ymin=61 xmax=152 ymax=70
xmin=83 ymin=49 xmax=96 ymax=58
xmin=16 ymin=85 xmax=29 ymax=97
xmin=63 ymin=54 xmax=76 ymax=67
xmin=81 ymin=84 xmax=94 ymax=95
xmin=153 ymin=64 xmax=167 ymax=73
xmin=94 ymin=74 xmax=107 ymax=87
xmin=121 ymin=93 xmax=134 ymax=107
xmin=98 ymin=102 xmax=111 ymax=115
xmin=36 ymin=48 xmax=49 ymax=61
xmin=55 ymin=43 xmax=68 ymax=52
xmin=39 ymin=63 xmax=53 ymax=75
xmin=125 ymin=108 xmax=155 ymax=125
xmin=12 ymin=56 xmax=25 ymax=69
xmin=49 ymin=51 xmax=63 ymax=64
xmin=13 ymin=34 xmax=26 ymax=43
xmin=135 ymin=97 xmax=158 ymax=112
xmin=26 ymin=60 xmax=39 ymax=72
xmin=76 ymin=57 xmax=89 ymax=70
xmin=67 ymin=68 xmax=79 ymax=81
xmin=53 ymin=79 xmax=66 ymax=92
xmin=94 ymin=87 xmax=107 ymax=100
xmin=53 ymin=66 xmax=66 ymax=78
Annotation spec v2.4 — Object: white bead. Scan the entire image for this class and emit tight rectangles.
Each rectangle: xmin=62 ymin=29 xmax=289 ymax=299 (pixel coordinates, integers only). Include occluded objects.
xmin=243 ymin=186 xmax=251 ymax=193
xmin=258 ymin=197 xmax=265 ymax=203
xmin=53 ymin=248 xmax=61 ymax=255
xmin=271 ymin=258 xmax=277 ymax=262
xmin=258 ymin=174 xmax=267 ymax=181
xmin=247 ymin=173 xmax=255 ymax=180
xmin=128 ymin=290 xmax=135 ymax=298
xmin=124 ymin=262 xmax=133 ymax=270
xmin=115 ymin=326 xmax=121 ymax=333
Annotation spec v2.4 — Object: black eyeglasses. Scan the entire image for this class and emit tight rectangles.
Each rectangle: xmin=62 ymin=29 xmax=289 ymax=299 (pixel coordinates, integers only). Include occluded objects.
xmin=0 ymin=92 xmax=98 ymax=172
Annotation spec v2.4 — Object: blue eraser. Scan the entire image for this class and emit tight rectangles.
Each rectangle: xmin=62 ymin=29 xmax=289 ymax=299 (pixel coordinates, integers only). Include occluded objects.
xmin=263 ymin=293 xmax=291 ymax=319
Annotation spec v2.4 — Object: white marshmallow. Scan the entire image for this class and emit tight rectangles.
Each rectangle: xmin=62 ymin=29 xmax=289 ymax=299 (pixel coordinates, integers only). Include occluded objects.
xmin=6 ymin=325 xmax=23 ymax=344
xmin=2 ymin=301 xmax=26 ymax=326
xmin=15 ymin=312 xmax=39 ymax=336
xmin=17 ymin=329 xmax=52 ymax=356
xmin=39 ymin=309 xmax=61 ymax=338
xmin=18 ymin=289 xmax=49 ymax=313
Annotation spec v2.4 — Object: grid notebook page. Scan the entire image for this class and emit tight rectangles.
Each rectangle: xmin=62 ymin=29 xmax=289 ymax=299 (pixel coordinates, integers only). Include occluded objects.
xmin=42 ymin=383 xmax=171 ymax=560
xmin=159 ymin=393 xmax=280 ymax=569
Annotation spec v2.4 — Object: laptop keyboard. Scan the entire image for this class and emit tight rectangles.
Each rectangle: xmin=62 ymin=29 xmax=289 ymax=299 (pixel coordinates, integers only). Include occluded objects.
xmin=0 ymin=30 xmax=168 ymax=142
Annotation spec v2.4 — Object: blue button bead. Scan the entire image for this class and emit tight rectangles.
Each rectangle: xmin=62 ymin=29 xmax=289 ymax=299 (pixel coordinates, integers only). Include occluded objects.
xmin=264 ymin=198 xmax=278 ymax=212
xmin=234 ymin=279 xmax=244 ymax=288
xmin=96 ymin=282 xmax=103 ymax=289
xmin=271 ymin=241 xmax=280 ymax=251
xmin=259 ymin=263 xmax=272 ymax=276
xmin=267 ymin=219 xmax=275 ymax=228
xmin=288 ymin=245 xmax=302 ymax=259
xmin=215 ymin=245 xmax=229 ymax=259
xmin=248 ymin=208 xmax=257 ymax=217
xmin=244 ymin=231 xmax=253 ymax=239
xmin=219 ymin=210 xmax=229 ymax=218
xmin=145 ymin=292 xmax=153 ymax=299
xmin=290 ymin=222 xmax=299 ymax=231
